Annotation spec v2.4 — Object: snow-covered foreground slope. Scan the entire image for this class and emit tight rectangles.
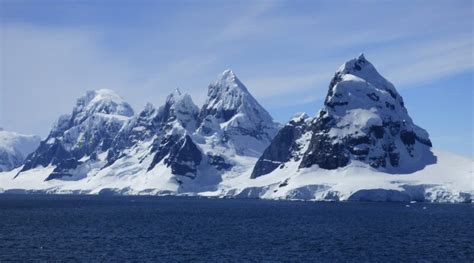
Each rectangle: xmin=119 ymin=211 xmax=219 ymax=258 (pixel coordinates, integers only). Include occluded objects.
xmin=0 ymin=129 xmax=41 ymax=172
xmin=0 ymin=149 xmax=472 ymax=202
xmin=205 ymin=150 xmax=473 ymax=203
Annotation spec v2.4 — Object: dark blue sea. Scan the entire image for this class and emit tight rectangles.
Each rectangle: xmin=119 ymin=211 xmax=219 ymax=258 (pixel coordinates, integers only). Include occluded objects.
xmin=0 ymin=195 xmax=472 ymax=262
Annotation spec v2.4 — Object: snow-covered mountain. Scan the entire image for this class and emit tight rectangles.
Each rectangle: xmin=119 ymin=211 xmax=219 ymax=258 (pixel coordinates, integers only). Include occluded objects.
xmin=198 ymin=70 xmax=279 ymax=157
xmin=6 ymin=70 xmax=280 ymax=194
xmin=98 ymin=88 xmax=210 ymax=193
xmin=17 ymin=89 xmax=134 ymax=181
xmin=252 ymin=54 xmax=436 ymax=179
xmin=0 ymin=129 xmax=41 ymax=172
xmin=237 ymin=55 xmax=470 ymax=202
xmin=1 ymin=59 xmax=472 ymax=202
xmin=95 ymin=71 xmax=280 ymax=194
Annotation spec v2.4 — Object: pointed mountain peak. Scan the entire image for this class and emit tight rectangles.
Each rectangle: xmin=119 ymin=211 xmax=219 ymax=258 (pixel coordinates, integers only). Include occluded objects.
xmin=333 ymin=54 xmax=396 ymax=90
xmin=198 ymin=70 xmax=279 ymax=154
xmin=156 ymin=89 xmax=199 ymax=130
xmin=212 ymin=69 xmax=249 ymax=93
xmin=221 ymin=69 xmax=237 ymax=80
xmin=301 ymin=55 xmax=434 ymax=172
xmin=337 ymin=53 xmax=372 ymax=75
xmin=200 ymin=69 xmax=272 ymax=124
xmin=327 ymin=54 xmax=401 ymax=109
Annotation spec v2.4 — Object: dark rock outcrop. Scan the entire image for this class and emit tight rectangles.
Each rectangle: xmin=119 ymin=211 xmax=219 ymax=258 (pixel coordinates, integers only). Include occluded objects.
xmin=251 ymin=113 xmax=310 ymax=178
xmin=252 ymin=54 xmax=436 ymax=178
xmin=19 ymin=89 xmax=134 ymax=179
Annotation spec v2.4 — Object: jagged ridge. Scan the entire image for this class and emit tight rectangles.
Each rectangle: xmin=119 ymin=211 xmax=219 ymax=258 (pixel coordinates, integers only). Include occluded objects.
xmin=19 ymin=89 xmax=134 ymax=180
xmin=16 ymin=71 xmax=279 ymax=188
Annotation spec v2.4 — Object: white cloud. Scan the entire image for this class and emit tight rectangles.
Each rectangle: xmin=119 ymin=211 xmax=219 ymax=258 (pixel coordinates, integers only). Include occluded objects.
xmin=373 ymin=35 xmax=474 ymax=87
xmin=213 ymin=1 xmax=276 ymax=42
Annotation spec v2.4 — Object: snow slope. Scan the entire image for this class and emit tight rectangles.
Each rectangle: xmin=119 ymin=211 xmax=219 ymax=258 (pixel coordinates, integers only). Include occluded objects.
xmin=198 ymin=69 xmax=280 ymax=157
xmin=0 ymin=129 xmax=41 ymax=172
xmin=4 ymin=70 xmax=279 ymax=195
xmin=206 ymin=149 xmax=473 ymax=203
xmin=16 ymin=89 xmax=134 ymax=181
xmin=1 ymin=149 xmax=471 ymax=202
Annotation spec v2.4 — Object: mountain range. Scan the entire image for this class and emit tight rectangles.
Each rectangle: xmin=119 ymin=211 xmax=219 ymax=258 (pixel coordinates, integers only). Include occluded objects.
xmin=0 ymin=128 xmax=41 ymax=172
xmin=1 ymin=55 xmax=472 ymax=202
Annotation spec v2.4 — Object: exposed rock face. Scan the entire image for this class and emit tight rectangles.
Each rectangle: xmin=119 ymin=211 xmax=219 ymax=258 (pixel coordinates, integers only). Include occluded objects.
xmin=143 ymin=90 xmax=202 ymax=178
xmin=251 ymin=113 xmax=311 ymax=178
xmin=252 ymin=54 xmax=436 ymax=178
xmin=19 ymin=89 xmax=134 ymax=180
xmin=105 ymin=103 xmax=159 ymax=165
xmin=147 ymin=133 xmax=202 ymax=177
xmin=198 ymin=70 xmax=280 ymax=157
xmin=16 ymin=70 xmax=278 ymax=186
xmin=106 ymin=89 xmax=199 ymax=168
xmin=163 ymin=135 xmax=202 ymax=178
xmin=199 ymin=70 xmax=273 ymax=125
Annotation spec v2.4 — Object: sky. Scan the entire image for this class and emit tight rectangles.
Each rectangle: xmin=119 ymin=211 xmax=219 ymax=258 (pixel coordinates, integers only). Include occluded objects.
xmin=0 ymin=0 xmax=472 ymax=157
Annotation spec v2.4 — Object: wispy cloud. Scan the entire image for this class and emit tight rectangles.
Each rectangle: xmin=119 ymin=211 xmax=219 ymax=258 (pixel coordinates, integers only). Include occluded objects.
xmin=0 ymin=24 xmax=135 ymax=136
xmin=1 ymin=0 xmax=472 ymax=154
xmin=373 ymin=35 xmax=473 ymax=87
xmin=199 ymin=0 xmax=473 ymax=106
xmin=214 ymin=1 xmax=276 ymax=42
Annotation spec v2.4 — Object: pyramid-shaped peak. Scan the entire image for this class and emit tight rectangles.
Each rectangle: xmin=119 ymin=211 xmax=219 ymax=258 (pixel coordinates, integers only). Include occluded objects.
xmin=304 ymin=55 xmax=434 ymax=172
xmin=213 ymin=69 xmax=249 ymax=92
xmin=221 ymin=69 xmax=237 ymax=79
xmin=335 ymin=54 xmax=393 ymax=87
xmin=199 ymin=69 xmax=275 ymax=126
xmin=328 ymin=54 xmax=400 ymax=104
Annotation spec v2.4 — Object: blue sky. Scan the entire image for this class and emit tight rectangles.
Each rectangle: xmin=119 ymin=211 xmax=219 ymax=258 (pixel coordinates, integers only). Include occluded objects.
xmin=0 ymin=0 xmax=472 ymax=157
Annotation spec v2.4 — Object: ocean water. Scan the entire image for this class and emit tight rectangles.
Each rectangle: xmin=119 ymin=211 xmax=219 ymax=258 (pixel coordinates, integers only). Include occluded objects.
xmin=0 ymin=195 xmax=472 ymax=262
